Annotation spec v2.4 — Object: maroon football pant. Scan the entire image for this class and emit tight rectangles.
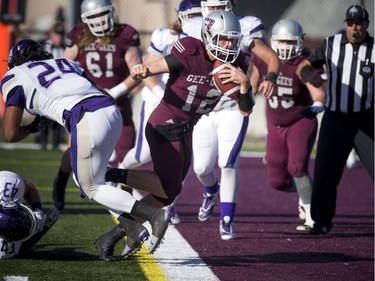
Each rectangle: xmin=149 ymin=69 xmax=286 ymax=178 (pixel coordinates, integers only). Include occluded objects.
xmin=145 ymin=123 xmax=192 ymax=201
xmin=265 ymin=117 xmax=318 ymax=191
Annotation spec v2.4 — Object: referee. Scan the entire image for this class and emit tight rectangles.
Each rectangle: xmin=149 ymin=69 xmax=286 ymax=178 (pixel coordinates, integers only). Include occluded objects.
xmin=297 ymin=4 xmax=374 ymax=235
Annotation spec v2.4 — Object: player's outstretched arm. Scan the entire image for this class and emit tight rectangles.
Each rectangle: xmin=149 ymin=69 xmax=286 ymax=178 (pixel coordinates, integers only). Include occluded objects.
xmin=131 ymin=57 xmax=169 ymax=81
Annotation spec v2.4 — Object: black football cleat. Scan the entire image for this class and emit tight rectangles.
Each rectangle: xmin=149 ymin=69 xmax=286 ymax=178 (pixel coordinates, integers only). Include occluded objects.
xmin=122 ymin=224 xmax=150 ymax=258
xmin=309 ymin=226 xmax=330 ymax=235
xmin=94 ymin=226 xmax=125 ymax=262
xmin=147 ymin=207 xmax=172 ymax=254
xmin=94 ymin=234 xmax=116 ymax=262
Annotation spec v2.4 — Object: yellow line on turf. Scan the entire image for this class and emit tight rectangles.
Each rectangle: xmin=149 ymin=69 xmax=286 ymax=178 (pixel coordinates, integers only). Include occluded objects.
xmin=135 ymin=247 xmax=168 ymax=281
xmin=110 ymin=216 xmax=167 ymax=281
xmin=41 ymin=184 xmax=167 ymax=280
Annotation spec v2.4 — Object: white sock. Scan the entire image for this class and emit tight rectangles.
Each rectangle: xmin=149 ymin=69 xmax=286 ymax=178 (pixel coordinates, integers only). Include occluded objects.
xmin=93 ymin=184 xmax=137 ymax=213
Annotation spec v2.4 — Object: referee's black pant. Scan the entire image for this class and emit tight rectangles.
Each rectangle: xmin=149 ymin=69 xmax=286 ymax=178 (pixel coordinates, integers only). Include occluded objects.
xmin=311 ymin=108 xmax=374 ymax=230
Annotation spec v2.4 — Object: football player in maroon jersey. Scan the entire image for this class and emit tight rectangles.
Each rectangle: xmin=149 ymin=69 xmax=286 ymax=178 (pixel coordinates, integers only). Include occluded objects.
xmin=52 ymin=0 xmax=142 ymax=211
xmin=101 ymin=10 xmax=254 ymax=259
xmin=250 ymin=19 xmax=325 ymax=231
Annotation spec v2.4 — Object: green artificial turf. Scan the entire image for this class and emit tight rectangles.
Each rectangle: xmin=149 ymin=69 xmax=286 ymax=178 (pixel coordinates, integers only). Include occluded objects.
xmin=0 ymin=148 xmax=150 ymax=281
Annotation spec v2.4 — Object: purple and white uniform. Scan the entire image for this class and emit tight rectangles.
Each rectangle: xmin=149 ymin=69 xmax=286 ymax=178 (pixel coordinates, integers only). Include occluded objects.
xmin=0 ymin=171 xmax=25 ymax=258
xmin=67 ymin=23 xmax=141 ymax=163
xmin=1 ymin=58 xmax=140 ymax=216
xmin=192 ymin=15 xmax=262 ymax=219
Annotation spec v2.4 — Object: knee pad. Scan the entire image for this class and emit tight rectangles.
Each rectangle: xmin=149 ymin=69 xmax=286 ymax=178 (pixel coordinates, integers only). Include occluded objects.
xmin=193 ymin=163 xmax=211 ymax=177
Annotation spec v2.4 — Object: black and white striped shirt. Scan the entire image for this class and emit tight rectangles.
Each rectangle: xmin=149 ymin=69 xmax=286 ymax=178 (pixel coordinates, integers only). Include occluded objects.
xmin=308 ymin=32 xmax=374 ymax=114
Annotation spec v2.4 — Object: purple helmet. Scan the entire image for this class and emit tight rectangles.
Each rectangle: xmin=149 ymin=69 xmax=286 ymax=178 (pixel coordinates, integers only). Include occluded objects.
xmin=0 ymin=203 xmax=39 ymax=242
xmin=7 ymin=39 xmax=53 ymax=69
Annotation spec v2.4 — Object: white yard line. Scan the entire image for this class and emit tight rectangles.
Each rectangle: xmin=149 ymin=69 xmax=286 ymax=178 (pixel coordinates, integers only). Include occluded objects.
xmin=3 ymin=277 xmax=29 ymax=281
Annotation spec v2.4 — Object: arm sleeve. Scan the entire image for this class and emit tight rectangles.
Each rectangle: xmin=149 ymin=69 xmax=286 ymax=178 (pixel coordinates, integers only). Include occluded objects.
xmin=5 ymin=86 xmax=25 ymax=109
xmin=165 ymin=55 xmax=185 ymax=74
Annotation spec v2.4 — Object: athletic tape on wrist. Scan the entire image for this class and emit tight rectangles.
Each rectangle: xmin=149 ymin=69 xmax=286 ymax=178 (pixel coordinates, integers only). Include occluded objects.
xmin=109 ymin=83 xmax=128 ymax=99
xmin=264 ymin=72 xmax=278 ymax=84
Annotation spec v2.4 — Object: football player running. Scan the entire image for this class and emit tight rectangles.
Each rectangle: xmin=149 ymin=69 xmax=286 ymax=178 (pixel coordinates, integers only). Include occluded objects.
xmin=105 ymin=10 xmax=254 ymax=252
xmin=1 ymin=39 xmax=172 ymax=261
xmin=52 ymin=0 xmax=142 ymax=211
xmin=121 ymin=0 xmax=202 ymax=170
xmin=191 ymin=0 xmax=280 ymax=240
xmin=0 ymin=171 xmax=59 ymax=259
xmin=118 ymin=0 xmax=203 ymax=224
xmin=250 ymin=19 xmax=325 ymax=231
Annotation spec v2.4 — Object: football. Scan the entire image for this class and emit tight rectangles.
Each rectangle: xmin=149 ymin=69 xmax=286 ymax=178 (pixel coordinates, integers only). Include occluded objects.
xmin=212 ymin=60 xmax=240 ymax=100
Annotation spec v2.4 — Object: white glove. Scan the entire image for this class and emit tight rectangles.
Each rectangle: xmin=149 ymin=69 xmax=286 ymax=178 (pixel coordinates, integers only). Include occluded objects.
xmin=33 ymin=209 xmax=45 ymax=233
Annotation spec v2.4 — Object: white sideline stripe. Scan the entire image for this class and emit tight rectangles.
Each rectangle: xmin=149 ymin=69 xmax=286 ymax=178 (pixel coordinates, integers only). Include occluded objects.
xmin=132 ymin=189 xmax=219 ymax=281
xmin=147 ymin=225 xmax=220 ymax=281
xmin=3 ymin=277 xmax=29 ymax=281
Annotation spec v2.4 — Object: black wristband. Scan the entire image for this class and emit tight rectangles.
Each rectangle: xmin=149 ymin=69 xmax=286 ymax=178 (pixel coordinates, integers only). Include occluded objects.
xmin=31 ymin=201 xmax=43 ymax=211
xmin=239 ymin=88 xmax=255 ymax=112
xmin=264 ymin=72 xmax=278 ymax=84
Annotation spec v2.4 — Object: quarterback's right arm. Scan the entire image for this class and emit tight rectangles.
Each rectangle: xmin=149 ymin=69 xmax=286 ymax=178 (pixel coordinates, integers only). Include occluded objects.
xmin=130 ymin=57 xmax=169 ymax=81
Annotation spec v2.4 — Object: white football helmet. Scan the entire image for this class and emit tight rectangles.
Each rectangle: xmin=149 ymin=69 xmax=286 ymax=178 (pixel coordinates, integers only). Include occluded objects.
xmin=271 ymin=18 xmax=304 ymax=61
xmin=202 ymin=10 xmax=242 ymax=63
xmin=81 ymin=0 xmax=114 ymax=37
xmin=177 ymin=0 xmax=202 ymax=27
xmin=201 ymin=0 xmax=234 ymax=17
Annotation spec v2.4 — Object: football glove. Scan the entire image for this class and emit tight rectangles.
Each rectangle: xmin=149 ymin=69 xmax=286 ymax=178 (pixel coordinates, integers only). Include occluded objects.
xmin=27 ymin=116 xmax=51 ymax=133
xmin=44 ymin=208 xmax=60 ymax=228
xmin=301 ymin=101 xmax=324 ymax=119
xmin=33 ymin=209 xmax=45 ymax=233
